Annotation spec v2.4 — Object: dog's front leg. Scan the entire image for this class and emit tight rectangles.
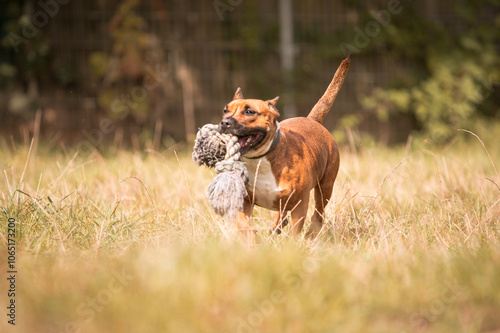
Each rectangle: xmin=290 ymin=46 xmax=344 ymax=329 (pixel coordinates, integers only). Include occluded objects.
xmin=237 ymin=197 xmax=256 ymax=245
xmin=270 ymin=211 xmax=289 ymax=235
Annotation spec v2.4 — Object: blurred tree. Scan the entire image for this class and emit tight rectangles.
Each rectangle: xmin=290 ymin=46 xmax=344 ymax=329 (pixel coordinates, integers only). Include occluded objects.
xmin=0 ymin=0 xmax=50 ymax=119
xmin=89 ymin=0 xmax=152 ymax=124
xmin=357 ymin=2 xmax=500 ymax=142
xmin=1 ymin=0 xmax=499 ymax=145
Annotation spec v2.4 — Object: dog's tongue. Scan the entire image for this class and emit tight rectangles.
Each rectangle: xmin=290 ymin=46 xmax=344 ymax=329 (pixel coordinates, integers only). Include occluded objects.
xmin=238 ymin=134 xmax=260 ymax=150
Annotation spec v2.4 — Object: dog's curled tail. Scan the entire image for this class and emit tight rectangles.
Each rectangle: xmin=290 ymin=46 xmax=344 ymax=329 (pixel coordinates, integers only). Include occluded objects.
xmin=307 ymin=55 xmax=350 ymax=124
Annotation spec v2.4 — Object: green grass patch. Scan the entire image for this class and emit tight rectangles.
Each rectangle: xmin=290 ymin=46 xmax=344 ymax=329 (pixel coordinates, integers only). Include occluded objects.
xmin=1 ymin=129 xmax=499 ymax=332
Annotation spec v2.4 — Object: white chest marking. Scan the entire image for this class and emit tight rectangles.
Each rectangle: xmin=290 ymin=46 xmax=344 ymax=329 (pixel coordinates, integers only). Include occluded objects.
xmin=242 ymin=157 xmax=280 ymax=209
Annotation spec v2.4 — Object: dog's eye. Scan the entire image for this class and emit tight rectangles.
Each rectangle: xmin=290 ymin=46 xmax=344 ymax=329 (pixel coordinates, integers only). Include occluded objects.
xmin=244 ymin=109 xmax=257 ymax=116
xmin=222 ymin=108 xmax=229 ymax=114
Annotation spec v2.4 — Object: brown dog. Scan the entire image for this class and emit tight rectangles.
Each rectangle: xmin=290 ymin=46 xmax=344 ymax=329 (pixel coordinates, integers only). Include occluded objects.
xmin=219 ymin=56 xmax=350 ymax=239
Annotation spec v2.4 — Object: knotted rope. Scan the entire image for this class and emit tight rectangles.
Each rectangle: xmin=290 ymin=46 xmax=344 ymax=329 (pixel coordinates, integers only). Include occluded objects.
xmin=192 ymin=124 xmax=248 ymax=218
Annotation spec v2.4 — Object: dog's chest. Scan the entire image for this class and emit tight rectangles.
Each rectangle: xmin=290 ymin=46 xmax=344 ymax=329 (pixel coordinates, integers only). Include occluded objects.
xmin=242 ymin=157 xmax=280 ymax=209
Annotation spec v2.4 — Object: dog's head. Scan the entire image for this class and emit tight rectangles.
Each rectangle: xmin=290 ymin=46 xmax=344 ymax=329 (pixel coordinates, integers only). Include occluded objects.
xmin=219 ymin=88 xmax=280 ymax=157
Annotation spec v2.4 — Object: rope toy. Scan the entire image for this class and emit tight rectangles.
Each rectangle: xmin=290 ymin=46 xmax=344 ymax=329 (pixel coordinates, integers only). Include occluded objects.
xmin=192 ymin=124 xmax=248 ymax=218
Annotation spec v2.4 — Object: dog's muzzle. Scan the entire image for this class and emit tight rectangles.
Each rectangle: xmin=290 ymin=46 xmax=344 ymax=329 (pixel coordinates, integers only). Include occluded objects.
xmin=219 ymin=117 xmax=236 ymax=133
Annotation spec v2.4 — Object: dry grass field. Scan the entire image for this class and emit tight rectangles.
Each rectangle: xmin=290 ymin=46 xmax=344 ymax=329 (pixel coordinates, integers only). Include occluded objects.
xmin=1 ymin=124 xmax=500 ymax=333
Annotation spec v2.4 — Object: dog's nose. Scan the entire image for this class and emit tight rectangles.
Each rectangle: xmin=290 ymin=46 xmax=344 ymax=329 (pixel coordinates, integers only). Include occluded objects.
xmin=219 ymin=118 xmax=234 ymax=132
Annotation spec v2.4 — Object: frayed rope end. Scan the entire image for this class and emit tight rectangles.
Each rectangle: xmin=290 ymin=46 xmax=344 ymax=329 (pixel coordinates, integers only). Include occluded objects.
xmin=207 ymin=171 xmax=248 ymax=219
xmin=194 ymin=123 xmax=249 ymax=218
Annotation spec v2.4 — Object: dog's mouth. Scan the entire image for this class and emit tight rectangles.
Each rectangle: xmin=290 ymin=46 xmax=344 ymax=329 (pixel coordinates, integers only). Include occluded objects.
xmin=219 ymin=120 xmax=269 ymax=155
xmin=237 ymin=133 xmax=265 ymax=154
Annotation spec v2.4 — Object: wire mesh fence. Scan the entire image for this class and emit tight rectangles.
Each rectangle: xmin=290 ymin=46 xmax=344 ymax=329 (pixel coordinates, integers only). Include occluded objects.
xmin=1 ymin=0 xmax=498 ymax=145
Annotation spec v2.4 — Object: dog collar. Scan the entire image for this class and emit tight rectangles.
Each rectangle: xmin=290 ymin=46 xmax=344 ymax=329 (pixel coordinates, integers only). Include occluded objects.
xmin=246 ymin=121 xmax=281 ymax=160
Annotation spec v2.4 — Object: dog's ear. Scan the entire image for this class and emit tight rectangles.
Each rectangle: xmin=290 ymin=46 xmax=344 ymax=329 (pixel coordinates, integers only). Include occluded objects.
xmin=233 ymin=87 xmax=244 ymax=100
xmin=266 ymin=96 xmax=280 ymax=116
xmin=266 ymin=96 xmax=279 ymax=107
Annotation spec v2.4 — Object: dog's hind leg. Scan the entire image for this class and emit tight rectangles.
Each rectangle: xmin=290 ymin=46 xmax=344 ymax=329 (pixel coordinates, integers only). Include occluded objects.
xmin=290 ymin=195 xmax=310 ymax=236
xmin=306 ymin=178 xmax=334 ymax=239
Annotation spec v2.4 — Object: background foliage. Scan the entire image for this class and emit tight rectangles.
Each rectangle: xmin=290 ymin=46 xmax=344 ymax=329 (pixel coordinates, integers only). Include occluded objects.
xmin=357 ymin=1 xmax=500 ymax=142
xmin=0 ymin=0 xmax=499 ymax=145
